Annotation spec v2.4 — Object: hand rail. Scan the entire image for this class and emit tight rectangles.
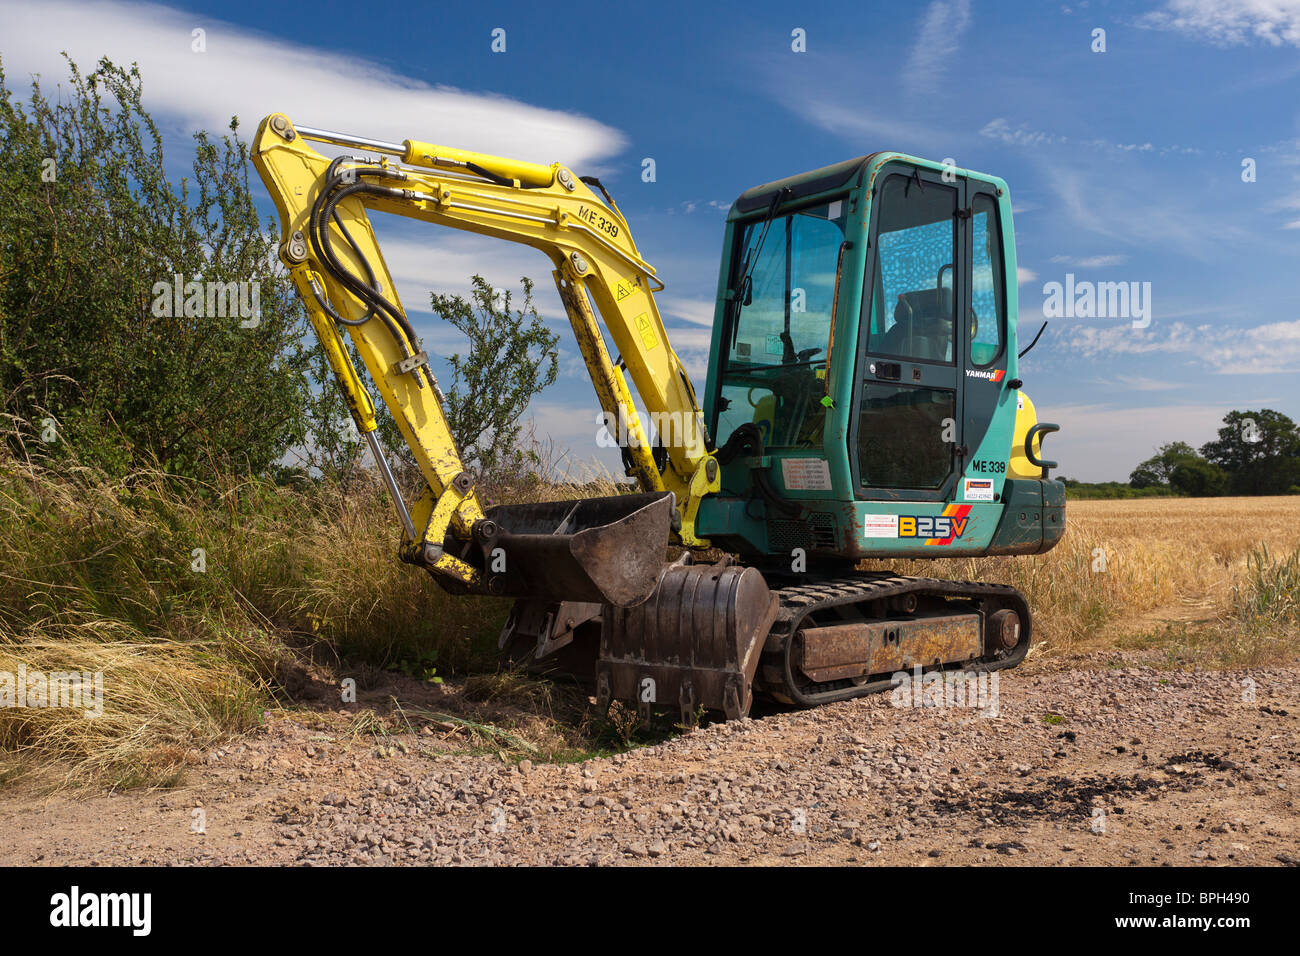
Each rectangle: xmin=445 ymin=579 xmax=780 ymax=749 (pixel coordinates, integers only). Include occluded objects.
xmin=1025 ymin=422 xmax=1060 ymax=478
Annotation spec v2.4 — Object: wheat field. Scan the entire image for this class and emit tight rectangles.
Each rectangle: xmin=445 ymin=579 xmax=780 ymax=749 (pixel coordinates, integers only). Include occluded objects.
xmin=869 ymin=496 xmax=1300 ymax=662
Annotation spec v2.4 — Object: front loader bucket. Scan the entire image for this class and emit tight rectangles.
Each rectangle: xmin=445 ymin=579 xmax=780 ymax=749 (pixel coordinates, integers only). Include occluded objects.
xmin=471 ymin=492 xmax=673 ymax=607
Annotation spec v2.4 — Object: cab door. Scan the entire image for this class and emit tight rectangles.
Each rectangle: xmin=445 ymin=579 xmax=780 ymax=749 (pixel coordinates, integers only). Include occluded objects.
xmin=852 ymin=164 xmax=965 ymax=502
xmin=959 ymin=185 xmax=1010 ymax=471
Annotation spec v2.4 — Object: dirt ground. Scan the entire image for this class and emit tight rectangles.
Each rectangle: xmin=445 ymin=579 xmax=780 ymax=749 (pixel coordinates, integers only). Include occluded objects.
xmin=2 ymin=648 xmax=1297 ymax=867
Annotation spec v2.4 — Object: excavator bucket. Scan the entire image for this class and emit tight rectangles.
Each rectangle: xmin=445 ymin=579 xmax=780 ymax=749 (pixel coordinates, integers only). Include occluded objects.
xmin=598 ymin=560 xmax=778 ymax=723
xmin=470 ymin=492 xmax=673 ymax=607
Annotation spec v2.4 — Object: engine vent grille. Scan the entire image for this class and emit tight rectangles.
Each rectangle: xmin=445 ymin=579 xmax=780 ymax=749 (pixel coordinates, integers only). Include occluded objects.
xmin=768 ymin=512 xmax=837 ymax=553
xmin=810 ymin=512 xmax=837 ymax=550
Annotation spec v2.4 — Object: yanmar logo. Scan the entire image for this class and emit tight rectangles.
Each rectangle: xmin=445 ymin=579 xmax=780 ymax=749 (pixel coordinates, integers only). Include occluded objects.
xmin=965 ymin=368 xmax=1005 ymax=383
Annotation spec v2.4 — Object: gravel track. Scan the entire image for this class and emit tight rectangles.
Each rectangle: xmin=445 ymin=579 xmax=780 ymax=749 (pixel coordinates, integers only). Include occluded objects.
xmin=3 ymin=657 xmax=1297 ymax=867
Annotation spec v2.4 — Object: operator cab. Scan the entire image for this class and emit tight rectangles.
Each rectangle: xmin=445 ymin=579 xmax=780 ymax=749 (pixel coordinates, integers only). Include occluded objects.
xmin=703 ymin=153 xmax=1024 ymax=559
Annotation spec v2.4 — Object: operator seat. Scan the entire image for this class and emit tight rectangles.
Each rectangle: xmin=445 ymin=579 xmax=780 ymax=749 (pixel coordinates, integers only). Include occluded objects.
xmin=879 ymin=288 xmax=953 ymax=361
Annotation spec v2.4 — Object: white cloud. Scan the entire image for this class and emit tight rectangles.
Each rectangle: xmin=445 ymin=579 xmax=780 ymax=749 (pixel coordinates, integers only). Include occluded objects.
xmin=980 ymin=118 xmax=1062 ymax=147
xmin=1063 ymin=318 xmax=1300 ymax=374
xmin=800 ymin=100 xmax=941 ymax=150
xmin=981 ymin=119 xmax=1200 ymax=157
xmin=362 ymin=226 xmax=564 ymax=357
xmin=661 ymin=297 xmax=718 ymax=327
xmin=904 ymin=0 xmax=972 ymax=98
xmin=1017 ymin=266 xmax=1038 ymax=285
xmin=660 ymin=324 xmax=717 ymax=378
xmin=374 ymin=228 xmax=554 ymax=303
xmin=0 ymin=0 xmax=625 ymax=170
xmin=1102 ymin=376 xmax=1184 ymax=392
xmin=1043 ymin=164 xmax=1249 ymax=260
xmin=1140 ymin=0 xmax=1300 ymax=47
xmin=1049 ymin=254 xmax=1129 ymax=268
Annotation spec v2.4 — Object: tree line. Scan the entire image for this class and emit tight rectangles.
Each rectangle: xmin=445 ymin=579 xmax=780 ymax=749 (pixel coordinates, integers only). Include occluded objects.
xmin=1062 ymin=409 xmax=1300 ymax=498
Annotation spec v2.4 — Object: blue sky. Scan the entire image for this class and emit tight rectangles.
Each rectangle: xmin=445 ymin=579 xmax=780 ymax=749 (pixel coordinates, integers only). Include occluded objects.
xmin=3 ymin=0 xmax=1298 ymax=480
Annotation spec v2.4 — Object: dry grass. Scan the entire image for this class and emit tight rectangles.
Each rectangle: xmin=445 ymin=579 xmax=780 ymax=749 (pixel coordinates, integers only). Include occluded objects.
xmin=0 ymin=450 xmax=508 ymax=788
xmin=3 ymin=443 xmax=1297 ymax=789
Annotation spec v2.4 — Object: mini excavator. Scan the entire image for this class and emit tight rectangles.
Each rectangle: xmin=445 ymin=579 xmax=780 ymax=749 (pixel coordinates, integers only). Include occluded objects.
xmin=252 ymin=115 xmax=1064 ymax=724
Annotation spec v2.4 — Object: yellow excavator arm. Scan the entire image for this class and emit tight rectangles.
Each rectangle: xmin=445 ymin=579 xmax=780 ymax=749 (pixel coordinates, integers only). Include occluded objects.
xmin=251 ymin=114 xmax=721 ymax=592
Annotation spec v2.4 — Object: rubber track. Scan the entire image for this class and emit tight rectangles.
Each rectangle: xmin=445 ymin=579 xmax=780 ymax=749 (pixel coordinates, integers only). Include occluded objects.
xmin=756 ymin=573 xmax=1032 ymax=707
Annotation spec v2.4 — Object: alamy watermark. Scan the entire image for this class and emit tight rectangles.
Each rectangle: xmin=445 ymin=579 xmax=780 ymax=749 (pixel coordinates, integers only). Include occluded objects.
xmin=0 ymin=665 xmax=103 ymax=718
xmin=150 ymin=274 xmax=260 ymax=327
xmin=1042 ymin=273 xmax=1151 ymax=329
xmin=49 ymin=886 xmax=150 ymax=936
xmin=890 ymin=666 xmax=999 ymax=716
xmin=595 ymin=406 xmax=705 ymax=451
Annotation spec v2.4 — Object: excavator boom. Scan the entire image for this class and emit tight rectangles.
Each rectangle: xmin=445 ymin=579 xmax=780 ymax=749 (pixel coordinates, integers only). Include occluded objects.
xmin=252 ymin=115 xmax=720 ymax=606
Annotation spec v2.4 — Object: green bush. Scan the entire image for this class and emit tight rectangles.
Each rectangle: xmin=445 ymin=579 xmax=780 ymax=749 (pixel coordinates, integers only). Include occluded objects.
xmin=0 ymin=55 xmax=317 ymax=478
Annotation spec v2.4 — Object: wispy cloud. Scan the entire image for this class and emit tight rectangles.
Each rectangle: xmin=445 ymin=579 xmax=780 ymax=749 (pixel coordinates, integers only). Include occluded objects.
xmin=980 ymin=118 xmax=1063 ymax=148
xmin=1049 ymin=254 xmax=1129 ymax=268
xmin=1063 ymin=318 xmax=1300 ymax=374
xmin=904 ymin=0 xmax=972 ymax=98
xmin=376 ymin=229 xmax=552 ymax=304
xmin=660 ymin=324 xmax=716 ymax=378
xmin=1088 ymin=376 xmax=1185 ymax=392
xmin=980 ymin=118 xmax=1201 ymax=157
xmin=800 ymin=100 xmax=942 ymax=151
xmin=1043 ymin=163 xmax=1249 ymax=261
xmin=1139 ymin=0 xmax=1300 ymax=47
xmin=661 ymin=297 xmax=718 ymax=327
xmin=0 ymin=0 xmax=626 ymax=170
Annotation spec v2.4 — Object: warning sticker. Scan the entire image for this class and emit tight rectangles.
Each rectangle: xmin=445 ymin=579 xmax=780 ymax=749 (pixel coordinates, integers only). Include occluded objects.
xmin=780 ymin=458 xmax=832 ymax=491
xmin=963 ymin=477 xmax=995 ymax=502
xmin=615 ymin=275 xmax=642 ymax=301
xmin=634 ymin=312 xmax=658 ymax=351
xmin=862 ymin=514 xmax=899 ymax=538
xmin=1016 ymin=392 xmax=1024 ymax=410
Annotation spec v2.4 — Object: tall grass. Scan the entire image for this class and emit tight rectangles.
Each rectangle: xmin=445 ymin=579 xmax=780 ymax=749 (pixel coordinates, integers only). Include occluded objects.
xmin=2 ymin=451 xmax=1297 ymax=788
xmin=1222 ymin=544 xmax=1300 ymax=664
xmin=0 ymin=449 xmax=505 ymax=787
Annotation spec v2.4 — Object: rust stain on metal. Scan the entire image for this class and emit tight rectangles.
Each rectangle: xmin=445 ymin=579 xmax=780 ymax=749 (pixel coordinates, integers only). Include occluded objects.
xmin=799 ymin=613 xmax=982 ymax=682
xmin=475 ymin=492 xmax=672 ymax=606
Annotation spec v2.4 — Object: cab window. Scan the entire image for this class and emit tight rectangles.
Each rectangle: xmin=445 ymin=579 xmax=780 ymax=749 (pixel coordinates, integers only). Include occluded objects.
xmin=865 ymin=175 xmax=958 ymax=364
xmin=970 ymin=192 xmax=1005 ymax=367
xmin=715 ymin=198 xmax=847 ymax=449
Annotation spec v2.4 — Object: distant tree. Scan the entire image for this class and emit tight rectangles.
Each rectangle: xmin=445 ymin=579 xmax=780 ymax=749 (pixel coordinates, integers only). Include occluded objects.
xmin=1169 ymin=458 xmax=1228 ymax=497
xmin=1129 ymin=441 xmax=1199 ymax=488
xmin=1200 ymin=410 xmax=1300 ymax=496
